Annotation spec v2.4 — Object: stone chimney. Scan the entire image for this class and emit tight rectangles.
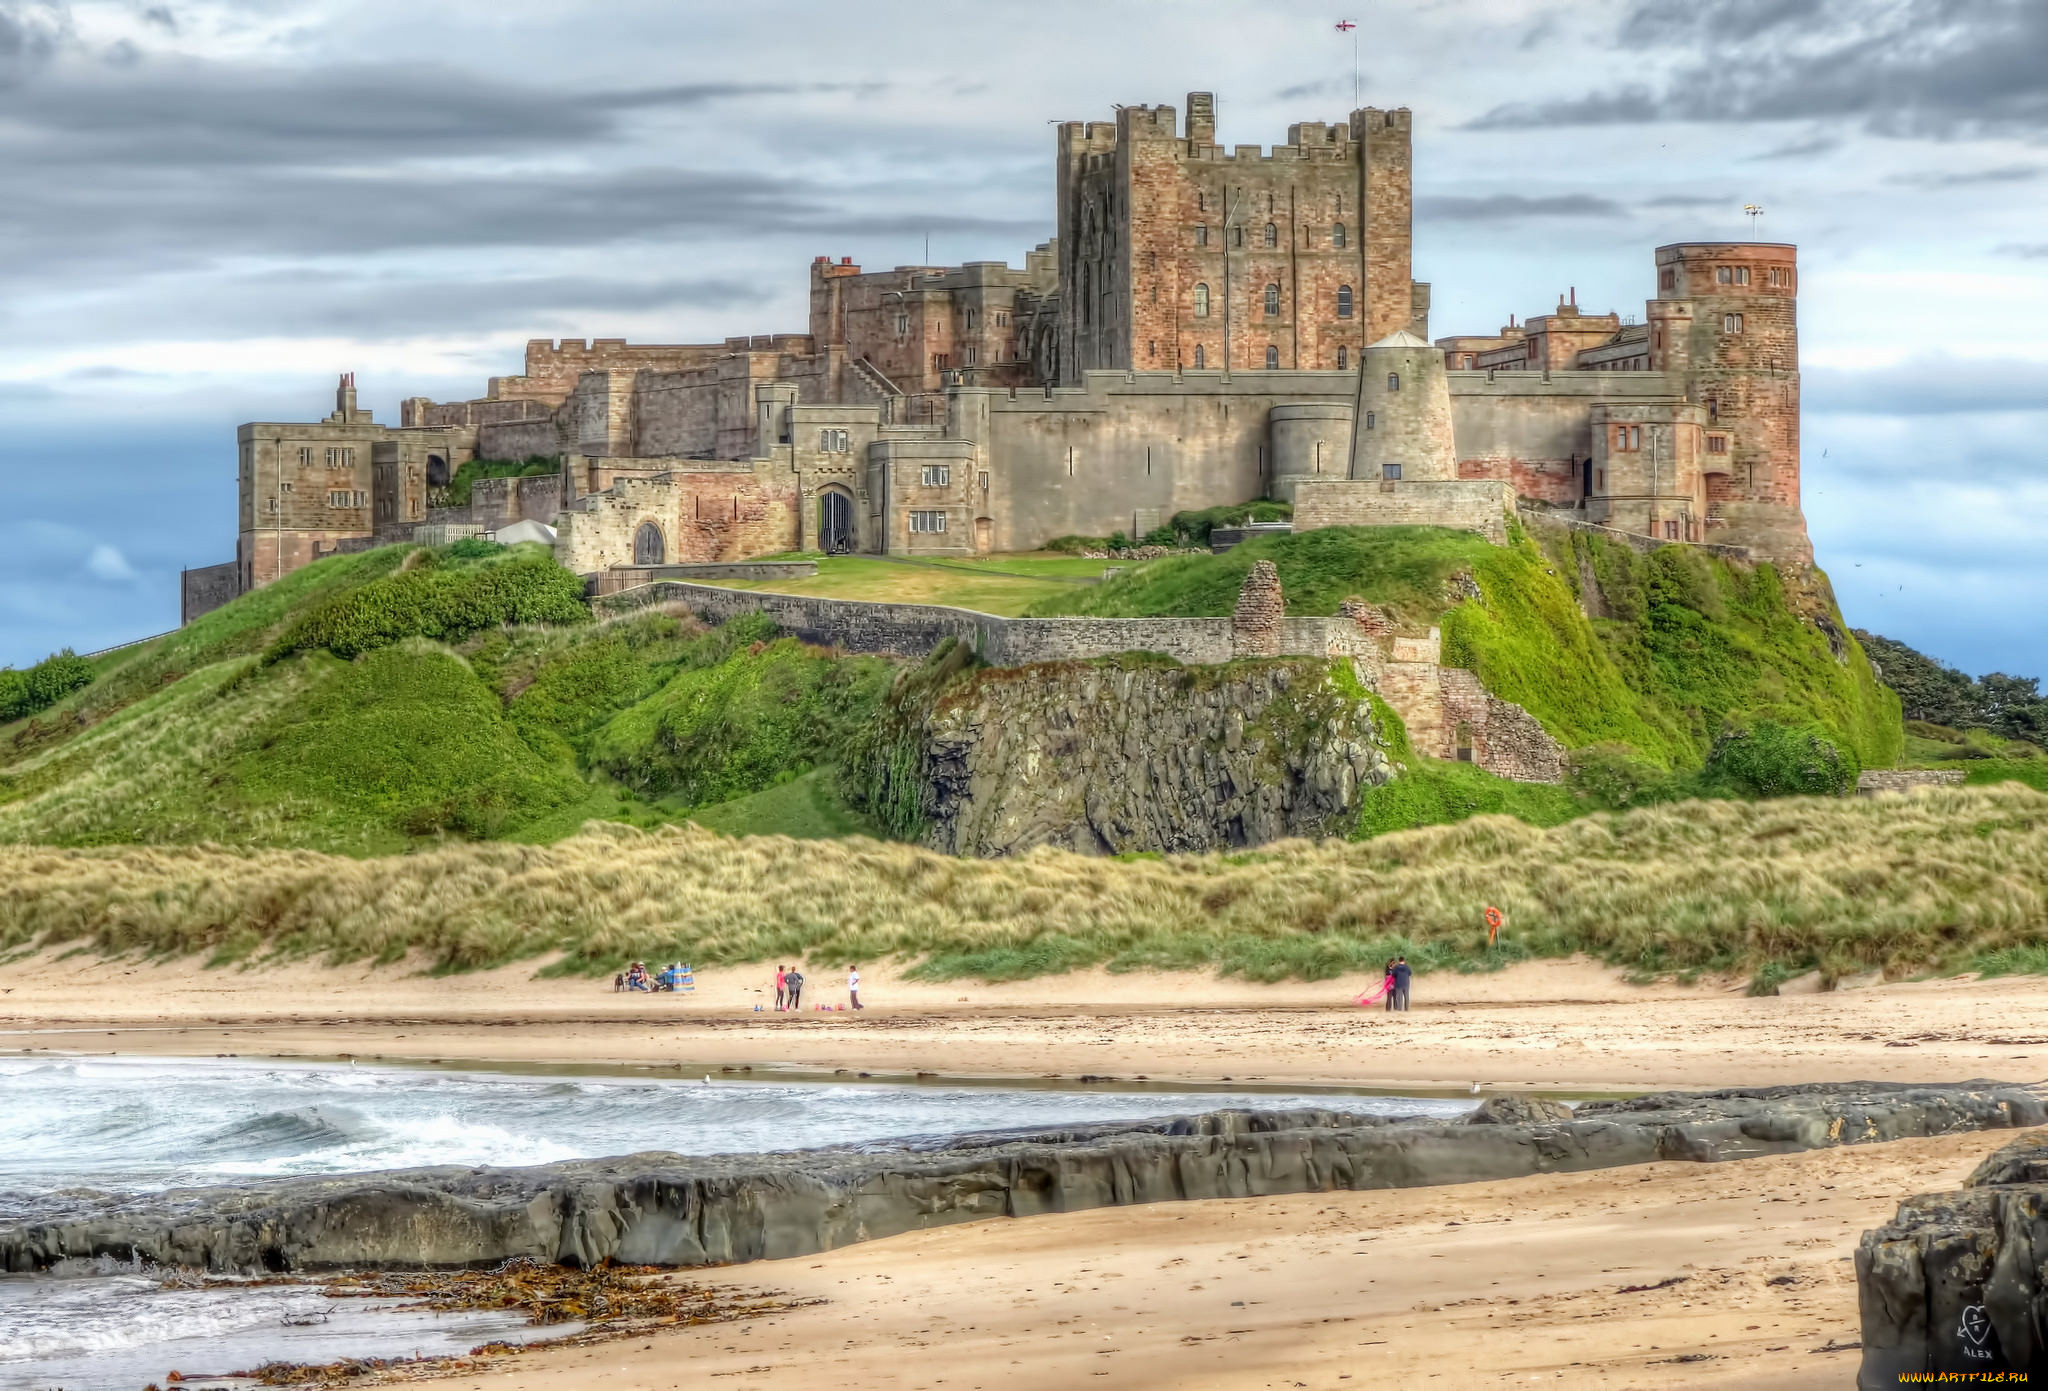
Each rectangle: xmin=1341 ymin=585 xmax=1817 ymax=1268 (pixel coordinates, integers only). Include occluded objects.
xmin=1231 ymin=560 xmax=1285 ymax=658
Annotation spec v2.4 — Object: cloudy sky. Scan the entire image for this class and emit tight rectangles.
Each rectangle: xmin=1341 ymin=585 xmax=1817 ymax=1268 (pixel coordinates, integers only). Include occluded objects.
xmin=1 ymin=0 xmax=2042 ymax=677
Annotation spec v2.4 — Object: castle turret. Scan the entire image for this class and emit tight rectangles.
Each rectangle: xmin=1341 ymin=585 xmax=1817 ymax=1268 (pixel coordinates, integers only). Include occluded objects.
xmin=1349 ymin=330 xmax=1455 ymax=482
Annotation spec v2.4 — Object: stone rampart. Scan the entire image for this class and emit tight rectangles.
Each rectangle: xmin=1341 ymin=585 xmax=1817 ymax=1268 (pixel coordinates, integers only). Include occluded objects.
xmin=1518 ymin=505 xmax=1754 ymax=561
xmin=1292 ymin=478 xmax=1513 ymax=543
xmin=588 ymin=561 xmax=818 ymax=596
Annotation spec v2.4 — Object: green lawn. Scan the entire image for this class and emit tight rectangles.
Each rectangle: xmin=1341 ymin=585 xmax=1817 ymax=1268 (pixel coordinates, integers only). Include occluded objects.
xmin=701 ymin=552 xmax=1121 ymax=616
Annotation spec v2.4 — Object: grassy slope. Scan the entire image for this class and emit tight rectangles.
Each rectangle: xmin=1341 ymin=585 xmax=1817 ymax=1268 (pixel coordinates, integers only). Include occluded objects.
xmin=1031 ymin=524 xmax=1900 ymax=773
xmin=703 ymin=553 xmax=1106 ymax=617
xmin=0 ymin=549 xmax=899 ymax=850
xmin=6 ymin=783 xmax=2041 ymax=988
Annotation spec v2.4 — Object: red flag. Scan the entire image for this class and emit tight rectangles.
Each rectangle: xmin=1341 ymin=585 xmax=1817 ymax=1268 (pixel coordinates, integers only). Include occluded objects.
xmin=1335 ymin=19 xmax=1356 ymax=30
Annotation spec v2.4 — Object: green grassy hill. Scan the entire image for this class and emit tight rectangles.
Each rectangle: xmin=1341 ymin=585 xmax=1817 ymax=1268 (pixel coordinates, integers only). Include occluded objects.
xmin=0 ymin=543 xmax=892 ymax=852
xmin=1032 ymin=522 xmax=1905 ymax=832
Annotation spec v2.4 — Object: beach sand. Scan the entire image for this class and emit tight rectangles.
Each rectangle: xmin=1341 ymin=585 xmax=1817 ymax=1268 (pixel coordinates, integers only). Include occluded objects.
xmin=6 ymin=951 xmax=2048 ymax=1093
xmin=4 ymin=950 xmax=2036 ymax=1385
xmin=449 ymin=1127 xmax=2002 ymax=1390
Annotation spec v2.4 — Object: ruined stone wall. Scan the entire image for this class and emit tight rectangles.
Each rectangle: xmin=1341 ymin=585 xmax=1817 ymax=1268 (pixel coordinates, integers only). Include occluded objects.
xmin=553 ymin=468 xmax=798 ymax=574
xmin=1856 ymin=769 xmax=1967 ymax=796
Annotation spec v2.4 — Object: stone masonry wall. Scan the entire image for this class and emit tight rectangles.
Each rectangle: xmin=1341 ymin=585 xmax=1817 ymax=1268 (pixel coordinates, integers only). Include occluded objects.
xmin=1292 ymin=478 xmax=1513 ymax=543
xmin=1856 ymin=769 xmax=1967 ymax=796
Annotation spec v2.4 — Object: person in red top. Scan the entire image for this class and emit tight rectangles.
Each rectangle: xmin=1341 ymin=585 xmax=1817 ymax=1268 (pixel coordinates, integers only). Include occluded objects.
xmin=774 ymin=965 xmax=787 ymax=1011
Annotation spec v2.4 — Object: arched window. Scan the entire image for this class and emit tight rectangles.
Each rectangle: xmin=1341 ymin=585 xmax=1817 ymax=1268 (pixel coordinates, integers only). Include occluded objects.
xmin=1336 ymin=285 xmax=1354 ymax=319
xmin=1265 ymin=345 xmax=1280 ymax=369
xmin=1337 ymin=346 xmax=1349 ymax=370
xmin=633 ymin=521 xmax=665 ymax=566
xmin=1264 ymin=283 xmax=1281 ymax=316
xmin=1387 ymin=372 xmax=1401 ymax=393
xmin=1333 ymin=222 xmax=1347 ymax=249
xmin=1193 ymin=344 xmax=1206 ymax=369
xmin=1263 ymin=222 xmax=1278 ymax=247
xmin=1365 ymin=411 xmax=1376 ymax=430
xmin=1193 ymin=283 xmax=1210 ymax=317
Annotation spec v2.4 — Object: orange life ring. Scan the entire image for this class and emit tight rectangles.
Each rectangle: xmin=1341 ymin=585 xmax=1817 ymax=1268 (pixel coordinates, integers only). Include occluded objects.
xmin=1483 ymin=906 xmax=1504 ymax=929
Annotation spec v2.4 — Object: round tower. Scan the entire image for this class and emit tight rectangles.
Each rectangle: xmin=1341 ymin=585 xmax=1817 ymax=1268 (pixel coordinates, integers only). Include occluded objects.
xmin=1348 ymin=330 xmax=1455 ymax=482
xmin=1268 ymin=402 xmax=1354 ymax=502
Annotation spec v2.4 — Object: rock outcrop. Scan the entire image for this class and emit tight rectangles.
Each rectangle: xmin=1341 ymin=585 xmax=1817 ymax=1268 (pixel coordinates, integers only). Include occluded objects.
xmin=3 ymin=1082 xmax=2034 ymax=1277
xmin=911 ymin=657 xmax=1392 ymax=856
xmin=1858 ymin=1125 xmax=2048 ymax=1384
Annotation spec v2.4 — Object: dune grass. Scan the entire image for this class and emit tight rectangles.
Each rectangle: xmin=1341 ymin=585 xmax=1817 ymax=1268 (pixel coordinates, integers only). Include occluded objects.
xmin=3 ymin=783 xmax=2041 ymax=988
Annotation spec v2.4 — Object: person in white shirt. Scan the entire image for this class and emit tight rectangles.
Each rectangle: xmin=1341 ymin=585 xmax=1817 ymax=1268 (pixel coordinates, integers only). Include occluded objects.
xmin=848 ymin=966 xmax=863 ymax=1010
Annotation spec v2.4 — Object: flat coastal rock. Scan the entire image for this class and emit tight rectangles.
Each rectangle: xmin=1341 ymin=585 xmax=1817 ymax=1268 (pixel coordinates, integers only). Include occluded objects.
xmin=4 ymin=1082 xmax=2036 ymax=1277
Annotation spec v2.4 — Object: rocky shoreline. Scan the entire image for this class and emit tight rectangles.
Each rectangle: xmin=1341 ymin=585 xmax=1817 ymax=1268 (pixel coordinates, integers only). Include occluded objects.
xmin=4 ymin=1081 xmax=2037 ymax=1278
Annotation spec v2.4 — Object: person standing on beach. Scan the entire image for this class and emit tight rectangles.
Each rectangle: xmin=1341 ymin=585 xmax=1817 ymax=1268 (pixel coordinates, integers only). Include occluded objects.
xmin=786 ymin=967 xmax=804 ymax=1011
xmin=848 ymin=965 xmax=863 ymax=1010
xmin=1391 ymin=956 xmax=1412 ymax=1012
xmin=774 ymin=965 xmax=787 ymax=1011
xmin=1380 ymin=958 xmax=1397 ymax=1012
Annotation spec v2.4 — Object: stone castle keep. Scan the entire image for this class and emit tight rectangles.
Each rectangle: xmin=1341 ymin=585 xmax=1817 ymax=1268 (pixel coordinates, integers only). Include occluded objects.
xmin=191 ymin=92 xmax=1810 ymax=615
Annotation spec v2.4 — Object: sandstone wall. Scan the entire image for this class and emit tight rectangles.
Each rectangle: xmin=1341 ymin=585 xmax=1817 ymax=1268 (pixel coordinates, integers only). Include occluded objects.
xmin=1856 ymin=769 xmax=1967 ymax=796
xmin=179 ymin=562 xmax=239 ymax=624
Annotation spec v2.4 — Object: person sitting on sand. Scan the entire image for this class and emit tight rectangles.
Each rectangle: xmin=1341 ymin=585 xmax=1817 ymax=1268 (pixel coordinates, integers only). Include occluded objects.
xmin=625 ymin=961 xmax=652 ymax=992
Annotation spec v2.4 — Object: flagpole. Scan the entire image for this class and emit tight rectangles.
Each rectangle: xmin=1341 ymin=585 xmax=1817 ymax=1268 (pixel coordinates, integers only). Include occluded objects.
xmin=1335 ymin=19 xmax=1360 ymax=109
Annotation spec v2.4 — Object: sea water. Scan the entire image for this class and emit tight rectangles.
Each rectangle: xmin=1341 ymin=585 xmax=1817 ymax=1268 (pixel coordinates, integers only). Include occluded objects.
xmin=0 ymin=1056 xmax=1470 ymax=1390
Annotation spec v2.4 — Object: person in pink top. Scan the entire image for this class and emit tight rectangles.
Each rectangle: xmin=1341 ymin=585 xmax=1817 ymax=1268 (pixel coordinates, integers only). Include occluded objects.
xmin=774 ymin=965 xmax=787 ymax=1011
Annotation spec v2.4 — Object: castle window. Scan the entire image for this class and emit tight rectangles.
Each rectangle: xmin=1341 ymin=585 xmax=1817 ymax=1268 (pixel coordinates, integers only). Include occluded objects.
xmin=1614 ymin=424 xmax=1641 ymax=452
xmin=342 ymin=448 xmax=355 ymax=468
xmin=1263 ymin=222 xmax=1278 ymax=248
xmin=933 ymin=353 xmax=950 ymax=371
xmin=909 ymin=509 xmax=947 ymax=534
xmin=1195 ymin=223 xmax=1209 ymax=247
xmin=1660 ymin=269 xmax=1676 ymax=292
xmin=920 ymin=465 xmax=951 ymax=487
xmin=1384 ymin=463 xmax=1403 ymax=481
xmin=1267 ymin=193 xmax=1275 ymax=213
xmin=1194 ymin=344 xmax=1206 ymax=369
xmin=297 ymin=447 xmax=312 ymax=468
xmin=1335 ymin=194 xmax=1343 ymax=215
xmin=1596 ymin=468 xmax=1605 ymax=490
xmin=1265 ymin=345 xmax=1280 ymax=369
xmin=895 ymin=313 xmax=909 ymax=337
xmin=1337 ymin=346 xmax=1349 ymax=370
xmin=1333 ymin=222 xmax=1347 ymax=249
xmin=1769 ymin=266 xmax=1791 ymax=288
xmin=1723 ymin=313 xmax=1744 ymax=334
xmin=1365 ymin=411 xmax=1375 ymax=430
xmin=1734 ymin=267 xmax=1750 ymax=286
xmin=963 ymin=345 xmax=978 ymax=365
xmin=1148 ymin=340 xmax=1156 ymax=359
xmin=1387 ymin=372 xmax=1400 ymax=392
xmin=820 ymin=428 xmax=850 ymax=453
xmin=1233 ymin=225 xmax=1243 ymax=248
xmin=996 ymin=311 xmax=1009 ymax=327
xmin=325 ymin=447 xmax=339 ymax=467
xmin=1264 ymin=283 xmax=1281 ymax=316
xmin=966 ymin=309 xmax=979 ymax=331
xmin=1707 ymin=434 xmax=1729 ymax=454
xmin=1193 ymin=283 xmax=1210 ymax=317
xmin=1197 ymin=192 xmax=1206 ymax=212
xmin=1717 ymin=266 xmax=1733 ymax=285
xmin=1664 ymin=521 xmax=1680 ymax=540
xmin=1337 ymin=284 xmax=1354 ymax=318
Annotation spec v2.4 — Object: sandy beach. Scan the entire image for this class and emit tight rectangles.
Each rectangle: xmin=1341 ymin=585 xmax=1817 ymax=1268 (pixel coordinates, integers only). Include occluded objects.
xmin=5 ymin=950 xmax=2039 ymax=1386
xmin=6 ymin=951 xmax=2048 ymax=1093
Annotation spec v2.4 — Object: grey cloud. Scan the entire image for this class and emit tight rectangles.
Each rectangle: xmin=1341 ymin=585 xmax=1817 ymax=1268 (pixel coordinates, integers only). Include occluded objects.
xmin=1274 ymin=79 xmax=1341 ymax=101
xmin=1748 ymin=136 xmax=1841 ymax=161
xmin=1643 ymin=194 xmax=1728 ymax=208
xmin=1890 ymin=164 xmax=2042 ymax=188
xmin=0 ymin=0 xmax=68 ymax=85
xmin=1418 ymin=193 xmax=1625 ymax=221
xmin=1805 ymin=357 xmax=2048 ymax=418
xmin=1997 ymin=243 xmax=2048 ymax=258
xmin=1471 ymin=0 xmax=2048 ymax=138
xmin=140 ymin=5 xmax=174 ymax=31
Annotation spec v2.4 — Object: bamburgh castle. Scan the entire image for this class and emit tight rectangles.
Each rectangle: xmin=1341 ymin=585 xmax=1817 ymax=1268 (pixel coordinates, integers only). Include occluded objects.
xmin=191 ymin=92 xmax=1808 ymax=615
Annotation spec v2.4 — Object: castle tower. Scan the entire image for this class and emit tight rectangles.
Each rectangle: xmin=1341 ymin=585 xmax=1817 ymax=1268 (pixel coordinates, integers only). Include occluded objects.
xmin=1054 ymin=92 xmax=1417 ymax=383
xmin=1652 ymin=242 xmax=1808 ymax=561
xmin=1349 ymin=330 xmax=1455 ymax=482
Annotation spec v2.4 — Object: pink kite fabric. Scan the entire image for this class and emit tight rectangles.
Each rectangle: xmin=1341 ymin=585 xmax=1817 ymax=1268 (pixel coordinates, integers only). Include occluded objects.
xmin=1356 ymin=975 xmax=1394 ymax=1007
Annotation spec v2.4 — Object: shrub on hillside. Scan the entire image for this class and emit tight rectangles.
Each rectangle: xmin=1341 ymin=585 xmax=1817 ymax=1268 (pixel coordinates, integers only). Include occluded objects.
xmin=271 ymin=551 xmax=588 ymax=661
xmin=1699 ymin=720 xmax=1858 ymax=798
xmin=446 ymin=536 xmax=507 ymax=560
xmin=0 ymin=650 xmax=96 ymax=723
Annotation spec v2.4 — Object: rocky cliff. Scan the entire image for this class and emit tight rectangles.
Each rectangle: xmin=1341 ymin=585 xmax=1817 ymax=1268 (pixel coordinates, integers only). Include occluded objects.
xmin=868 ymin=654 xmax=1391 ymax=857
xmin=4 ymin=1083 xmax=2031 ymax=1276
